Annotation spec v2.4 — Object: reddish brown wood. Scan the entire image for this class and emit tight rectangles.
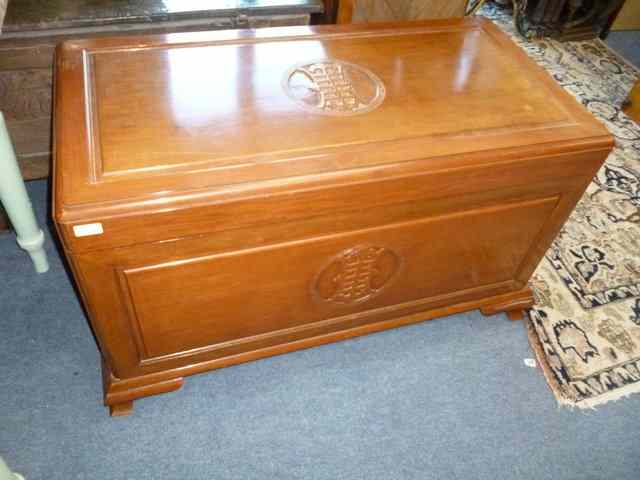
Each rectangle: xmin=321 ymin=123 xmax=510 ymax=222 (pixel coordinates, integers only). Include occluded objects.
xmin=337 ymin=0 xmax=355 ymax=23
xmin=506 ymin=310 xmax=526 ymax=321
xmin=623 ymin=80 xmax=640 ymax=123
xmin=480 ymin=287 xmax=534 ymax=320
xmin=316 ymin=0 xmax=339 ymax=23
xmin=108 ymin=401 xmax=134 ymax=417
xmin=101 ymin=357 xmax=184 ymax=416
xmin=53 ymin=18 xmax=613 ymax=415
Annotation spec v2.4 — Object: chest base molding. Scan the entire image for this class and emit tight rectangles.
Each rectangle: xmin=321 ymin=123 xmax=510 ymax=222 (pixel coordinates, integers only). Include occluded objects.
xmin=102 ymin=287 xmax=533 ymax=416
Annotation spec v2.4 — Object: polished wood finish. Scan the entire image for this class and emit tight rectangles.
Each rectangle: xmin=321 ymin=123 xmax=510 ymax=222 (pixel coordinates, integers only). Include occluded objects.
xmin=479 ymin=287 xmax=534 ymax=320
xmin=623 ymin=80 xmax=640 ymax=124
xmin=53 ymin=18 xmax=613 ymax=415
xmin=317 ymin=0 xmax=339 ymax=23
xmin=108 ymin=401 xmax=133 ymax=417
xmin=506 ymin=310 xmax=525 ymax=321
xmin=337 ymin=0 xmax=355 ymax=23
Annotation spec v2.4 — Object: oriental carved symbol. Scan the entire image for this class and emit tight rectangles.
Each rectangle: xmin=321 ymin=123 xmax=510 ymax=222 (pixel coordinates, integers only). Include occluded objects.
xmin=283 ymin=60 xmax=386 ymax=116
xmin=314 ymin=245 xmax=400 ymax=305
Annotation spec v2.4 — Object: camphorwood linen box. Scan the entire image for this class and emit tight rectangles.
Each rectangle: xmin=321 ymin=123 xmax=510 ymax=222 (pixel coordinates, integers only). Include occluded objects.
xmin=53 ymin=18 xmax=613 ymax=416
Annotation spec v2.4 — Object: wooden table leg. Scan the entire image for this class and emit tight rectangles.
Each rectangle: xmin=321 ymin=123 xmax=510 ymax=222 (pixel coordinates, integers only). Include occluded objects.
xmin=479 ymin=288 xmax=534 ymax=321
xmin=109 ymin=401 xmax=134 ymax=417
xmin=623 ymin=79 xmax=640 ymax=123
xmin=506 ymin=309 xmax=526 ymax=321
xmin=0 ymin=112 xmax=49 ymax=273
xmin=0 ymin=456 xmax=25 ymax=480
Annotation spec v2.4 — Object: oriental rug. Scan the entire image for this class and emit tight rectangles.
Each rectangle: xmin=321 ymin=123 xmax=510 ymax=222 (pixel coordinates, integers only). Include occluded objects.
xmin=483 ymin=4 xmax=640 ymax=408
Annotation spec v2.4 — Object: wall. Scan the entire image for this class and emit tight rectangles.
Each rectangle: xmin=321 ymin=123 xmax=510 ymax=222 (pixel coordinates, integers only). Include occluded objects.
xmin=613 ymin=0 xmax=640 ymax=30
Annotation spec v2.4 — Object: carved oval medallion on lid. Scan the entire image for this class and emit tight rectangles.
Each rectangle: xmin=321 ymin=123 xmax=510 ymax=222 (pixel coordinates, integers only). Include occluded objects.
xmin=283 ymin=60 xmax=386 ymax=116
xmin=314 ymin=245 xmax=400 ymax=305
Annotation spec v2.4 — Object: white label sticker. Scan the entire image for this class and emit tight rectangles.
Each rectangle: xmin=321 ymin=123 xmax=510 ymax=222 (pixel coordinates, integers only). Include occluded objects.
xmin=73 ymin=223 xmax=104 ymax=237
xmin=524 ymin=358 xmax=537 ymax=368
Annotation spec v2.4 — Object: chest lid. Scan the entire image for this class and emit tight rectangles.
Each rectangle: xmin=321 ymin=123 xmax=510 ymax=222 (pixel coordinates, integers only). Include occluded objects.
xmin=54 ymin=17 xmax=610 ymax=225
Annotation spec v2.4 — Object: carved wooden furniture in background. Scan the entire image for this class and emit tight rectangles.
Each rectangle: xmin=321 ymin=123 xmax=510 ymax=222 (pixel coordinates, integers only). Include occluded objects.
xmin=53 ymin=18 xmax=612 ymax=416
xmin=0 ymin=0 xmax=324 ymax=179
xmin=513 ymin=0 xmax=626 ymax=40
xmin=0 ymin=40 xmax=52 ymax=181
xmin=0 ymin=0 xmax=323 ymax=232
xmin=318 ymin=0 xmax=339 ymax=23
xmin=337 ymin=0 xmax=469 ymax=23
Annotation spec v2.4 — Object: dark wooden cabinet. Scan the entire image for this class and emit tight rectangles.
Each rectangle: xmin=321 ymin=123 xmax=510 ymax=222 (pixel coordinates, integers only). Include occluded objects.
xmin=0 ymin=0 xmax=323 ymax=180
xmin=0 ymin=0 xmax=323 ymax=232
xmin=513 ymin=0 xmax=626 ymax=40
xmin=53 ymin=18 xmax=612 ymax=416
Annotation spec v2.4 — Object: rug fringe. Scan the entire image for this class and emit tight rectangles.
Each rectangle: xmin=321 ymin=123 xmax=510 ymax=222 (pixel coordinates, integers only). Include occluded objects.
xmin=559 ymin=383 xmax=640 ymax=410
xmin=525 ymin=315 xmax=640 ymax=410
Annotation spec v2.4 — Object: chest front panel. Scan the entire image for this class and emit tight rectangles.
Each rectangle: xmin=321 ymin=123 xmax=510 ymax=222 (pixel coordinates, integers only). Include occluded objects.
xmin=70 ymin=149 xmax=604 ymax=377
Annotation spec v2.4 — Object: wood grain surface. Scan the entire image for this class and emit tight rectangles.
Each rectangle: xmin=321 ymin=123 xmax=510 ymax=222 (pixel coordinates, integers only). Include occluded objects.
xmin=623 ymin=79 xmax=640 ymax=123
xmin=53 ymin=18 xmax=613 ymax=415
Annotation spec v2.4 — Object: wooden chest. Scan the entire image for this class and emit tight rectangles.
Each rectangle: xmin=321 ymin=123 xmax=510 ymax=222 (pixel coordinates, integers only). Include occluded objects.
xmin=53 ymin=18 xmax=613 ymax=416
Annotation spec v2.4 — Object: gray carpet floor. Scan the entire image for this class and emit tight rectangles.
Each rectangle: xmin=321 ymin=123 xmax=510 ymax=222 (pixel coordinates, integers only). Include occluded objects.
xmin=605 ymin=30 xmax=640 ymax=68
xmin=2 ymin=181 xmax=640 ymax=479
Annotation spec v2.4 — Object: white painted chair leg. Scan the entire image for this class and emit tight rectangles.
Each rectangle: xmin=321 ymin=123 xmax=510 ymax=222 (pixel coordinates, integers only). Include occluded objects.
xmin=0 ymin=457 xmax=25 ymax=480
xmin=0 ymin=112 xmax=49 ymax=273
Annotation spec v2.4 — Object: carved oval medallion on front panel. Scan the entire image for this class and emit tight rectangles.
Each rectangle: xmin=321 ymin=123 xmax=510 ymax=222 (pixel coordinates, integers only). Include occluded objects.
xmin=283 ymin=60 xmax=386 ymax=116
xmin=314 ymin=245 xmax=400 ymax=305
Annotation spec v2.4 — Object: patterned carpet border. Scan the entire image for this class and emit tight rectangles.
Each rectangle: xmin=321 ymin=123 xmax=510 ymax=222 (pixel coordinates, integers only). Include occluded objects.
xmin=525 ymin=313 xmax=640 ymax=408
xmin=482 ymin=4 xmax=640 ymax=408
